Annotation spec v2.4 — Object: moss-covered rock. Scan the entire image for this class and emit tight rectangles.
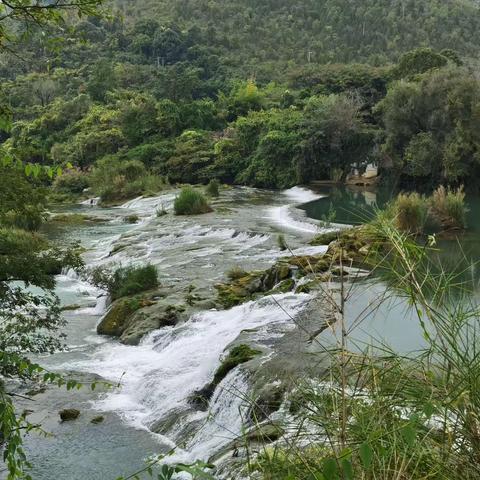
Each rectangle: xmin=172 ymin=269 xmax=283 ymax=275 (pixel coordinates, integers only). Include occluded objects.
xmin=309 ymin=230 xmax=341 ymax=246
xmin=60 ymin=303 xmax=81 ymax=311
xmin=59 ymin=409 xmax=80 ymax=421
xmin=214 ymin=344 xmax=261 ymax=385
xmin=120 ymin=303 xmax=181 ymax=345
xmin=97 ymin=300 xmax=138 ymax=337
xmin=324 ymin=226 xmax=376 ymax=266
xmin=216 ymin=272 xmax=264 ymax=307
xmin=189 ymin=344 xmax=261 ymax=410
xmin=272 ymin=278 xmax=295 ymax=293
xmin=49 ymin=214 xmax=103 ymax=225
xmin=91 ymin=415 xmax=104 ymax=424
xmin=249 ymin=383 xmax=285 ymax=422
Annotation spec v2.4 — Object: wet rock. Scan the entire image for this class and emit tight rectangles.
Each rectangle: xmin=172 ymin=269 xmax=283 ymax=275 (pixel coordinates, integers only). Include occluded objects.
xmin=324 ymin=226 xmax=376 ymax=267
xmin=216 ymin=272 xmax=264 ymax=308
xmin=59 ymin=409 xmax=80 ymax=421
xmin=97 ymin=300 xmax=137 ymax=337
xmin=120 ymin=302 xmax=183 ymax=345
xmin=91 ymin=415 xmax=104 ymax=424
xmin=310 ymin=230 xmax=340 ymax=246
xmin=26 ymin=386 xmax=46 ymax=397
xmin=216 ymin=255 xmax=333 ymax=307
xmin=248 ymin=383 xmax=285 ymax=422
xmin=244 ymin=422 xmax=285 ymax=443
xmin=189 ymin=344 xmax=261 ymax=411
xmin=61 ymin=304 xmax=81 ymax=312
xmin=272 ymin=278 xmax=295 ymax=293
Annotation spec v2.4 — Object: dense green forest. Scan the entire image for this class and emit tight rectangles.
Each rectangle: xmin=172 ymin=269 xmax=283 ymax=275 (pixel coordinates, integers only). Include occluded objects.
xmin=2 ymin=0 xmax=480 ymax=201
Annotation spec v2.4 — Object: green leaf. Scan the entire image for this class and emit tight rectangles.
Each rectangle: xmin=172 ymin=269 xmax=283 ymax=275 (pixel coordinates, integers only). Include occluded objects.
xmin=359 ymin=442 xmax=373 ymax=470
xmin=322 ymin=458 xmax=338 ymax=480
xmin=423 ymin=402 xmax=435 ymax=418
xmin=402 ymin=424 xmax=416 ymax=448
xmin=341 ymin=458 xmax=354 ymax=480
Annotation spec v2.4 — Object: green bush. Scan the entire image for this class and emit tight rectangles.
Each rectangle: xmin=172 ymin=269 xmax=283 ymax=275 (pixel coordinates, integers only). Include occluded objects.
xmin=227 ymin=266 xmax=248 ymax=281
xmin=90 ymin=156 xmax=166 ymax=203
xmin=384 ymin=188 xmax=467 ymax=235
xmin=205 ymin=179 xmax=220 ymax=197
xmin=390 ymin=192 xmax=429 ymax=234
xmin=174 ymin=187 xmax=212 ymax=215
xmin=52 ymin=170 xmax=90 ymax=194
xmin=123 ymin=215 xmax=139 ymax=224
xmin=111 ymin=264 xmax=158 ymax=299
xmin=430 ymin=186 xmax=467 ymax=230
xmin=89 ymin=264 xmax=158 ymax=300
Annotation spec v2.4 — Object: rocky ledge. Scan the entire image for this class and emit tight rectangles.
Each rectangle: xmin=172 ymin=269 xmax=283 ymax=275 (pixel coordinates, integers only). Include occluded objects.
xmin=216 ymin=226 xmax=374 ymax=308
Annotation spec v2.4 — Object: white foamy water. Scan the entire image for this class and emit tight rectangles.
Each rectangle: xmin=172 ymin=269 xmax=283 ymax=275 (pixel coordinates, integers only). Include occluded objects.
xmin=268 ymin=186 xmax=328 ymax=234
xmin=44 ymin=186 xmax=330 ymax=473
xmin=283 ymin=186 xmax=322 ymax=204
xmin=80 ymin=197 xmax=100 ymax=206
xmin=66 ymin=294 xmax=310 ymax=436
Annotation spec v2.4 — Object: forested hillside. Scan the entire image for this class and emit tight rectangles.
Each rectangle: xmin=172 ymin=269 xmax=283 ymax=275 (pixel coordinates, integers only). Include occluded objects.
xmin=117 ymin=0 xmax=480 ymax=68
xmin=2 ymin=0 xmax=480 ymax=201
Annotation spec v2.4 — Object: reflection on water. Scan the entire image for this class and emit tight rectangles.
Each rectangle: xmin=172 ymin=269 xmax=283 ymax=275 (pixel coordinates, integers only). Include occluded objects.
xmin=299 ymin=185 xmax=393 ymax=225
xmin=299 ymin=185 xmax=480 ymax=358
xmin=301 ymin=185 xmax=480 ymax=293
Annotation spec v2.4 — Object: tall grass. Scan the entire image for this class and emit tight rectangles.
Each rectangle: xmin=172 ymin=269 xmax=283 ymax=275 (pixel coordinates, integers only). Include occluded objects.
xmin=390 ymin=191 xmax=429 ymax=234
xmin=430 ymin=185 xmax=467 ymax=230
xmin=174 ymin=187 xmax=212 ymax=215
xmin=241 ymin=216 xmax=480 ymax=480
xmin=386 ymin=186 xmax=467 ymax=235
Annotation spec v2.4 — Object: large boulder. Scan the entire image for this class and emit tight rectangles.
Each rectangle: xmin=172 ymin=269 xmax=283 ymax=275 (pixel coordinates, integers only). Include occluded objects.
xmin=97 ymin=300 xmax=137 ymax=337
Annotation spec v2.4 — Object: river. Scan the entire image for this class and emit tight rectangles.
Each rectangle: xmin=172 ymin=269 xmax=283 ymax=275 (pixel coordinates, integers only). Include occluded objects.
xmin=4 ymin=184 xmax=471 ymax=479
xmin=2 ymin=187 xmax=333 ymax=480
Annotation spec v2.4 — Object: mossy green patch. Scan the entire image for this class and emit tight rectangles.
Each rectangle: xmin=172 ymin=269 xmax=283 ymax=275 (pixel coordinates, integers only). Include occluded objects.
xmin=96 ymin=299 xmax=139 ymax=337
xmin=310 ymin=230 xmax=340 ymax=246
xmin=213 ymin=344 xmax=261 ymax=385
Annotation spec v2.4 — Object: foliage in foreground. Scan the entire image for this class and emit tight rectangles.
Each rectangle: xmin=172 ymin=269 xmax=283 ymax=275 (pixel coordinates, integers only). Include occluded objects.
xmin=0 ymin=168 xmax=86 ymax=479
xmin=174 ymin=187 xmax=212 ymax=215
xmin=249 ymin=218 xmax=480 ymax=480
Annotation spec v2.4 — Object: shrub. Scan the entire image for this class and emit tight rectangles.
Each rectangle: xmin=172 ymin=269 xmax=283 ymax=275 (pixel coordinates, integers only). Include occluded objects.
xmin=52 ymin=170 xmax=90 ymax=194
xmin=174 ymin=187 xmax=212 ymax=215
xmin=89 ymin=264 xmax=158 ymax=300
xmin=227 ymin=266 xmax=248 ymax=281
xmin=430 ymin=186 xmax=467 ymax=230
xmin=156 ymin=204 xmax=168 ymax=217
xmin=390 ymin=192 xmax=429 ymax=234
xmin=123 ymin=215 xmax=139 ymax=224
xmin=91 ymin=156 xmax=166 ymax=203
xmin=205 ymin=179 xmax=220 ymax=197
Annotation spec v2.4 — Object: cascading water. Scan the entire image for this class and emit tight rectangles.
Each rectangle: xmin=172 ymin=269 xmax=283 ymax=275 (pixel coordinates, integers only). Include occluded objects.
xmin=68 ymin=293 xmax=311 ymax=460
xmin=14 ymin=186 xmax=333 ymax=480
